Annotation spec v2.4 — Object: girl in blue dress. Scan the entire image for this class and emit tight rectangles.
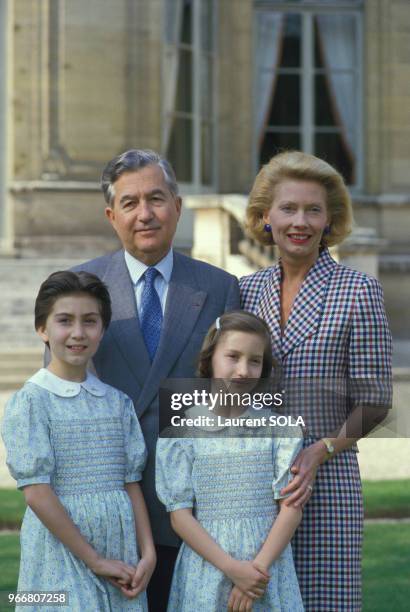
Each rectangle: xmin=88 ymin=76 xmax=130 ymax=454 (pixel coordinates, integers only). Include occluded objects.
xmin=2 ymin=271 xmax=156 ymax=611
xmin=156 ymin=311 xmax=304 ymax=611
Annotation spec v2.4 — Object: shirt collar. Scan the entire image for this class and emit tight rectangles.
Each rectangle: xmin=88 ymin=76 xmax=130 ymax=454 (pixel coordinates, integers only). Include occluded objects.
xmin=124 ymin=248 xmax=173 ymax=285
xmin=27 ymin=368 xmax=107 ymax=397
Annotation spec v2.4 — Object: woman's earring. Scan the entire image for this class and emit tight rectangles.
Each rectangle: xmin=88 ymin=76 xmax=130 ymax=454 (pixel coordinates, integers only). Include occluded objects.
xmin=264 ymin=223 xmax=272 ymax=233
xmin=323 ymin=225 xmax=331 ymax=235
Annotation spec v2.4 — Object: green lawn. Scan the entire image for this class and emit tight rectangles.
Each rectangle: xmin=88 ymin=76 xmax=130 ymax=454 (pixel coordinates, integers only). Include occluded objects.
xmin=0 ymin=534 xmax=20 ymax=611
xmin=0 ymin=481 xmax=408 ymax=609
xmin=362 ymin=479 xmax=410 ymax=518
xmin=0 ymin=524 xmax=409 ymax=610
xmin=0 ymin=490 xmax=26 ymax=529
xmin=363 ymin=523 xmax=410 ymax=612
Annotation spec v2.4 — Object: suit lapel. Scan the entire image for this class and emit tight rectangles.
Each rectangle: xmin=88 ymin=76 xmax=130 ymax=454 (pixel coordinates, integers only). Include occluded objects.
xmin=281 ymin=249 xmax=336 ymax=357
xmin=102 ymin=250 xmax=151 ymax=388
xmin=136 ymin=252 xmax=207 ymax=411
xmin=256 ymin=265 xmax=282 ymax=360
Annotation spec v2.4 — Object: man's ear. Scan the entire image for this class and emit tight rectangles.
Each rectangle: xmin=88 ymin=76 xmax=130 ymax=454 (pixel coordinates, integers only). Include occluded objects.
xmin=105 ymin=206 xmax=115 ymax=225
xmin=175 ymin=196 xmax=182 ymax=219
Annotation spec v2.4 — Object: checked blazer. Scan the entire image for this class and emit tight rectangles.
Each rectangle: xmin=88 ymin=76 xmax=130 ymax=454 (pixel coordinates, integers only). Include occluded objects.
xmin=240 ymin=248 xmax=392 ymax=612
xmin=240 ymin=247 xmax=392 ymax=421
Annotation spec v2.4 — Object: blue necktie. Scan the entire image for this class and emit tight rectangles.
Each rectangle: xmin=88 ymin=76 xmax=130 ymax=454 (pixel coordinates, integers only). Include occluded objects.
xmin=140 ymin=267 xmax=163 ymax=361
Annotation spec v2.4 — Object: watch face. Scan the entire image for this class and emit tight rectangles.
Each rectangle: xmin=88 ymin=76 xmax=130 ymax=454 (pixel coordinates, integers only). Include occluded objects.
xmin=328 ymin=444 xmax=334 ymax=453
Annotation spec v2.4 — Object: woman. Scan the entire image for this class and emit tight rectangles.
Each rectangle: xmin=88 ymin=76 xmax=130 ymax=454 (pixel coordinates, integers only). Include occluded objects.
xmin=240 ymin=151 xmax=392 ymax=611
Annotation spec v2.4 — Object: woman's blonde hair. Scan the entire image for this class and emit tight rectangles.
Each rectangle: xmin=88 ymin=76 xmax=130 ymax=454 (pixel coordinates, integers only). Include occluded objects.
xmin=246 ymin=150 xmax=353 ymax=247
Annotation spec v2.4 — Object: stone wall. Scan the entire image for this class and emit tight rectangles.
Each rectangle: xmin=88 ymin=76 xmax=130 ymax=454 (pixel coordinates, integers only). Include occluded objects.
xmin=218 ymin=0 xmax=254 ymax=194
xmin=10 ymin=0 xmax=163 ymax=254
xmin=366 ymin=0 xmax=410 ymax=193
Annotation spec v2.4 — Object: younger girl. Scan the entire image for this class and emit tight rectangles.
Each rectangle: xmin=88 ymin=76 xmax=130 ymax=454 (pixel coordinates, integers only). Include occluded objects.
xmin=156 ymin=311 xmax=304 ymax=611
xmin=2 ymin=271 xmax=156 ymax=611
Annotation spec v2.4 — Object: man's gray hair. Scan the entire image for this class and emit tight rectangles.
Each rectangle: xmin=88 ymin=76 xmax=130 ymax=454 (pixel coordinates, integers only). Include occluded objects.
xmin=101 ymin=149 xmax=179 ymax=206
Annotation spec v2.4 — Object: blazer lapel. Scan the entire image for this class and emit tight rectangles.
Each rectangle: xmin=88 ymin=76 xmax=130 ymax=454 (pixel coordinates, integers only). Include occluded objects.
xmin=257 ymin=264 xmax=282 ymax=360
xmin=102 ymin=250 xmax=151 ymax=388
xmin=281 ymin=249 xmax=336 ymax=357
xmin=137 ymin=252 xmax=207 ymax=411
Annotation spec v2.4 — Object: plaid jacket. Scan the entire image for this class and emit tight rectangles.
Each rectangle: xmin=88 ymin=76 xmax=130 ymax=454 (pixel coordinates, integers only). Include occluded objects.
xmin=240 ymin=249 xmax=393 ymax=435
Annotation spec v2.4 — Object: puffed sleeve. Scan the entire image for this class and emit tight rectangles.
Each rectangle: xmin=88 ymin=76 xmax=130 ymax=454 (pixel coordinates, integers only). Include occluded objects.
xmin=1 ymin=388 xmax=55 ymax=489
xmin=348 ymin=277 xmax=393 ymax=408
xmin=272 ymin=428 xmax=303 ymax=500
xmin=123 ymin=397 xmax=147 ymax=483
xmin=155 ymin=438 xmax=195 ymax=512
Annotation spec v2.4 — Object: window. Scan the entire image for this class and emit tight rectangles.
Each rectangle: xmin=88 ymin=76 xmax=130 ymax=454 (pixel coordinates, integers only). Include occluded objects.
xmin=163 ymin=0 xmax=216 ymax=190
xmin=255 ymin=1 xmax=363 ymax=187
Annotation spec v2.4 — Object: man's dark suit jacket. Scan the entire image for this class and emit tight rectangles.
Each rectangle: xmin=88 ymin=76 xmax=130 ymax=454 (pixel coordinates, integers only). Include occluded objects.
xmin=73 ymin=249 xmax=240 ymax=545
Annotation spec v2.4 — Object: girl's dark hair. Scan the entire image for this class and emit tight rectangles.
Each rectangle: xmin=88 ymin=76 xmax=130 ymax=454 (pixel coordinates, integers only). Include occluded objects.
xmin=35 ymin=271 xmax=112 ymax=331
xmin=197 ymin=310 xmax=277 ymax=379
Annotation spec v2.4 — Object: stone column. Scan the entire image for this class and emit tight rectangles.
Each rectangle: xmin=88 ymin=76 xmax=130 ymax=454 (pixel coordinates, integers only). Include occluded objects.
xmin=0 ymin=0 xmax=14 ymax=254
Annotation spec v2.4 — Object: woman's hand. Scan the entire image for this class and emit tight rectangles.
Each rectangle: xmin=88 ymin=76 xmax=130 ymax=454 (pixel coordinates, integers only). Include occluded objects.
xmin=225 ymin=559 xmax=269 ymax=599
xmin=281 ymin=442 xmax=326 ymax=507
xmin=227 ymin=585 xmax=254 ymax=611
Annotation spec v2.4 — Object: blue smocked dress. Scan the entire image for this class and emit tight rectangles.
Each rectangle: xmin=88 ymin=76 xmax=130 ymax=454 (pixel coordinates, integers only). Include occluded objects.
xmin=1 ymin=368 xmax=148 ymax=612
xmin=156 ymin=410 xmax=305 ymax=611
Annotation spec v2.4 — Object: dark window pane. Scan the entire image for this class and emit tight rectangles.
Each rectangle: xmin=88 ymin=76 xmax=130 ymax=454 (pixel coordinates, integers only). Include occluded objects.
xmin=176 ymin=50 xmax=192 ymax=113
xmin=281 ymin=13 xmax=301 ymax=68
xmin=315 ymin=132 xmax=354 ymax=184
xmin=268 ymin=74 xmax=300 ymax=126
xmin=201 ymin=122 xmax=213 ymax=185
xmin=201 ymin=0 xmax=213 ymax=51
xmin=200 ymin=56 xmax=213 ymax=118
xmin=181 ymin=0 xmax=192 ymax=45
xmin=315 ymin=74 xmax=337 ymax=126
xmin=166 ymin=117 xmax=193 ymax=183
xmin=260 ymin=132 xmax=300 ymax=167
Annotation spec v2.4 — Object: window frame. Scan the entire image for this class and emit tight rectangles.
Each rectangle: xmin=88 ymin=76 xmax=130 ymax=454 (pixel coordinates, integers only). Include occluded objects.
xmin=162 ymin=0 xmax=218 ymax=194
xmin=253 ymin=0 xmax=364 ymax=192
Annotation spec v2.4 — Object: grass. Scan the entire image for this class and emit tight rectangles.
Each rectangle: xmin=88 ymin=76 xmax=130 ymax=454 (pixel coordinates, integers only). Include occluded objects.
xmin=363 ymin=523 xmax=410 ymax=612
xmin=0 ymin=534 xmax=20 ymax=611
xmin=0 ymin=479 xmax=409 ymax=529
xmin=362 ymin=479 xmax=410 ymax=518
xmin=0 ymin=524 xmax=409 ymax=611
xmin=0 ymin=490 xmax=26 ymax=529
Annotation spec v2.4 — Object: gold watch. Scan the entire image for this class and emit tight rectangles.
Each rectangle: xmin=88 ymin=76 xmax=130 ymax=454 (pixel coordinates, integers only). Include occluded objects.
xmin=321 ymin=438 xmax=335 ymax=461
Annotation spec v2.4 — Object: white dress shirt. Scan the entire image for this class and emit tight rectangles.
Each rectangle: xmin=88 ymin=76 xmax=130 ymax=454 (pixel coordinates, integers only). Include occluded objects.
xmin=124 ymin=249 xmax=173 ymax=318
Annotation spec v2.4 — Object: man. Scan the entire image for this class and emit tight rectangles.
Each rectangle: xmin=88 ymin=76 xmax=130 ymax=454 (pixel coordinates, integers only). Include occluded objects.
xmin=73 ymin=149 xmax=240 ymax=610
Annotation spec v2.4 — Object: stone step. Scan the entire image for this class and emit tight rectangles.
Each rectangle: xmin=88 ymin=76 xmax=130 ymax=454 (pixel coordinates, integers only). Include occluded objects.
xmin=0 ymin=376 xmax=35 ymax=391
xmin=0 ymin=258 xmax=89 ymax=348
xmin=0 ymin=350 xmax=43 ymax=362
xmin=0 ymin=360 xmax=42 ymax=374
xmin=0 ymin=348 xmax=43 ymax=390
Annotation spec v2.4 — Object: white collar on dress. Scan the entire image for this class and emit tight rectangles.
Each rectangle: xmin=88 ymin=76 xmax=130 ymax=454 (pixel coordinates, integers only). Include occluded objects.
xmin=27 ymin=368 xmax=107 ymax=397
xmin=124 ymin=248 xmax=173 ymax=285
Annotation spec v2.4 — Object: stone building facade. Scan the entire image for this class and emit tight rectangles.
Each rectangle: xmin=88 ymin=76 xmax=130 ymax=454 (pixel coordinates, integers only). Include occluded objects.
xmin=0 ymin=0 xmax=409 ymax=337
